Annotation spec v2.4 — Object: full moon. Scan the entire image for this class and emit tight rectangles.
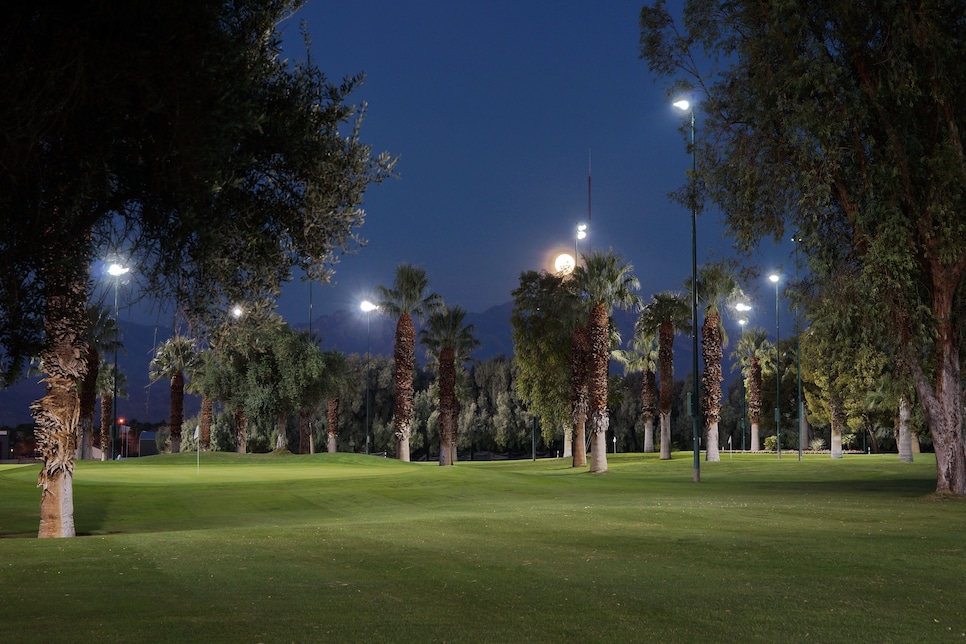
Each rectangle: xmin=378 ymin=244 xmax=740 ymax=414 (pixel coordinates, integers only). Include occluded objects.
xmin=554 ymin=253 xmax=575 ymax=275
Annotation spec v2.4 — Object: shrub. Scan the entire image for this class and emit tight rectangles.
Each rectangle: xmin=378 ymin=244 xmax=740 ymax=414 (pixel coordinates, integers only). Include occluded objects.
xmin=809 ymin=438 xmax=826 ymax=451
xmin=763 ymin=435 xmax=778 ymax=452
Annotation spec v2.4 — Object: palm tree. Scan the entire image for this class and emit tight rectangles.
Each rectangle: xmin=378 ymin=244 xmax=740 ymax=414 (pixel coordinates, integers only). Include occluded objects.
xmin=96 ymin=361 xmax=128 ymax=461
xmin=376 ymin=264 xmax=443 ymax=462
xmin=420 ymin=305 xmax=480 ymax=465
xmin=185 ymin=349 xmax=215 ymax=451
xmin=317 ymin=350 xmax=349 ymax=453
xmin=77 ymin=304 xmax=121 ymax=460
xmin=689 ymin=262 xmax=744 ymax=462
xmin=572 ymin=251 xmax=640 ymax=473
xmin=150 ymin=336 xmax=198 ymax=453
xmin=638 ymin=292 xmax=691 ymax=459
xmin=613 ymin=330 xmax=659 ymax=453
xmin=732 ymin=329 xmax=773 ymax=452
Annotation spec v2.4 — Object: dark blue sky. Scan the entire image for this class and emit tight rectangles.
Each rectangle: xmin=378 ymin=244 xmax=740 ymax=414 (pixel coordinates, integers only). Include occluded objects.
xmin=104 ymin=1 xmax=790 ymax=332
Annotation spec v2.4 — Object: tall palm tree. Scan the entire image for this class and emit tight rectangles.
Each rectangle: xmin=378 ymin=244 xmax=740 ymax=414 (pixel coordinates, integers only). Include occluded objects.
xmin=185 ymin=349 xmax=215 ymax=451
xmin=638 ymin=292 xmax=691 ymax=459
xmin=317 ymin=350 xmax=349 ymax=453
xmin=572 ymin=251 xmax=640 ymax=473
xmin=77 ymin=304 xmax=121 ymax=460
xmin=612 ymin=330 xmax=659 ymax=453
xmin=150 ymin=336 xmax=198 ymax=453
xmin=689 ymin=262 xmax=744 ymax=462
xmin=96 ymin=361 xmax=128 ymax=461
xmin=376 ymin=264 xmax=443 ymax=462
xmin=732 ymin=329 xmax=773 ymax=452
xmin=420 ymin=305 xmax=480 ymax=466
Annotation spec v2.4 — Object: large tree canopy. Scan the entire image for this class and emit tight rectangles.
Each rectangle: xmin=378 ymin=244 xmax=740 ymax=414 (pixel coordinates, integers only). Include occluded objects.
xmin=0 ymin=0 xmax=393 ymax=382
xmin=640 ymin=0 xmax=966 ymax=494
xmin=0 ymin=0 xmax=392 ymax=536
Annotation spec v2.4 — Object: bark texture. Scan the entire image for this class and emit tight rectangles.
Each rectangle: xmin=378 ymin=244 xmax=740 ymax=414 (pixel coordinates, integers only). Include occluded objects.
xmin=588 ymin=304 xmax=609 ymax=473
xmin=392 ymin=314 xmax=416 ymax=461
xmin=642 ymin=369 xmax=656 ymax=453
xmin=702 ymin=312 xmax=723 ymax=462
xmin=169 ymin=370 xmax=184 ymax=453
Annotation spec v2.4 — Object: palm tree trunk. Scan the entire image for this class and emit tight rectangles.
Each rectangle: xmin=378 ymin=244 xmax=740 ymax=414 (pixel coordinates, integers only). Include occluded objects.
xmin=750 ymin=421 xmax=760 ymax=452
xmin=234 ymin=406 xmax=247 ymax=454
xmin=438 ymin=346 xmax=456 ymax=466
xmin=200 ymin=396 xmax=213 ymax=451
xmin=573 ymin=401 xmax=587 ymax=467
xmin=643 ymin=419 xmax=655 ymax=453
xmin=562 ymin=424 xmax=573 ymax=458
xmin=100 ymin=394 xmax=113 ymax=461
xmin=705 ymin=422 xmax=721 ymax=462
xmin=588 ymin=304 xmax=609 ymax=473
xmin=898 ymin=396 xmax=913 ymax=463
xmin=32 ymin=273 xmax=89 ymax=538
xmin=660 ymin=412 xmax=671 ymax=459
xmin=326 ymin=398 xmax=339 ymax=453
xmin=393 ymin=313 xmax=416 ymax=462
xmin=169 ymin=370 xmax=185 ymax=453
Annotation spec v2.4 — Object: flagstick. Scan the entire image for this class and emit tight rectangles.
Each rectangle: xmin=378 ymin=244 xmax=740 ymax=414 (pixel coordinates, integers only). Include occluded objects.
xmin=195 ymin=425 xmax=200 ymax=474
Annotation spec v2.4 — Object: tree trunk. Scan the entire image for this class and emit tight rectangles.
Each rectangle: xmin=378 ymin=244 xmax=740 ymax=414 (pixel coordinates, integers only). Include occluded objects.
xmin=908 ymin=341 xmax=965 ymax=494
xmin=77 ymin=347 xmax=99 ymax=460
xmin=562 ymin=424 xmax=573 ymax=458
xmin=589 ymin=409 xmax=609 ymax=473
xmin=897 ymin=396 xmax=913 ymax=463
xmin=702 ymin=312 xmax=723 ymax=463
xmin=830 ymin=397 xmax=845 ymax=459
xmin=587 ymin=304 xmax=610 ymax=474
xmin=573 ymin=402 xmax=587 ymax=467
xmin=393 ymin=313 xmax=416 ymax=462
xmin=234 ymin=407 xmax=247 ymax=454
xmin=750 ymin=422 xmax=760 ymax=452
xmin=705 ymin=421 xmax=720 ymax=462
xmin=397 ymin=435 xmax=410 ymax=462
xmin=100 ymin=393 xmax=113 ymax=461
xmin=660 ymin=413 xmax=671 ymax=460
xmin=32 ymin=268 xmax=89 ymax=538
xmin=830 ymin=427 xmax=843 ymax=459
xmin=325 ymin=398 xmax=338 ymax=453
xmin=169 ymin=370 xmax=184 ymax=453
xmin=276 ymin=412 xmax=288 ymax=451
xmin=200 ymin=396 xmax=213 ymax=451
xmin=439 ymin=346 xmax=456 ymax=466
xmin=643 ymin=418 xmax=655 ymax=453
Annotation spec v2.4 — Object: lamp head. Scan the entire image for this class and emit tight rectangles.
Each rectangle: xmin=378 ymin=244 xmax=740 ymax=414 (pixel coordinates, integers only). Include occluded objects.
xmin=108 ymin=263 xmax=130 ymax=277
xmin=360 ymin=300 xmax=377 ymax=313
xmin=768 ymin=273 xmax=780 ymax=283
xmin=673 ymin=99 xmax=691 ymax=112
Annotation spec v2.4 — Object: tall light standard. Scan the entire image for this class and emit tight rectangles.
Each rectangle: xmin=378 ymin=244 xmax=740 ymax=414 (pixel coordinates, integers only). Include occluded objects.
xmin=769 ymin=272 xmax=781 ymax=459
xmin=361 ymin=300 xmax=378 ymax=455
xmin=674 ymin=98 xmax=701 ymax=483
xmin=108 ymin=262 xmax=129 ymax=460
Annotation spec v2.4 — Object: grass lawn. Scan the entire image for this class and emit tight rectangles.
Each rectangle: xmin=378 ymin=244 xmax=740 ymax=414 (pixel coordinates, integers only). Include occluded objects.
xmin=1 ymin=451 xmax=964 ymax=642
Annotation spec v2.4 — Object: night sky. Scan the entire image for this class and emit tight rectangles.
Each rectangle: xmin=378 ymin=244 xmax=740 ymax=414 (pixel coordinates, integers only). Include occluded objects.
xmin=266 ymin=0 xmax=793 ymax=327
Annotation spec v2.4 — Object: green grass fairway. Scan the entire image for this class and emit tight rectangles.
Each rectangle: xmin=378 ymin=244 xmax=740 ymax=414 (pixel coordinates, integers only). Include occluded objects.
xmin=1 ymin=452 xmax=964 ymax=642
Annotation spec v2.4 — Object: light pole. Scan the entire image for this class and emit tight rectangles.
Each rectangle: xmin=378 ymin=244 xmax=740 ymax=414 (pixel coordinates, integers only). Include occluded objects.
xmin=108 ymin=262 xmax=129 ymax=460
xmin=769 ymin=272 xmax=781 ymax=459
xmin=361 ymin=300 xmax=378 ymax=455
xmin=674 ymin=98 xmax=701 ymax=483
